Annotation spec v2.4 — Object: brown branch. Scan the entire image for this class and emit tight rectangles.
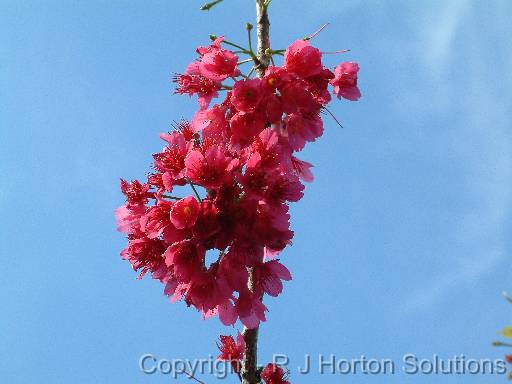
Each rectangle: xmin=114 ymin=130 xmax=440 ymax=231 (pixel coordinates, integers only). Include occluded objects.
xmin=254 ymin=0 xmax=271 ymax=78
xmin=241 ymin=268 xmax=259 ymax=384
xmin=241 ymin=3 xmax=270 ymax=384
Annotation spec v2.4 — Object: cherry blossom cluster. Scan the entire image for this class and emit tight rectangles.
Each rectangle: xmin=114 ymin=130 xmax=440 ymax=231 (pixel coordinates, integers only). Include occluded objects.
xmin=116 ymin=35 xmax=360 ymax=329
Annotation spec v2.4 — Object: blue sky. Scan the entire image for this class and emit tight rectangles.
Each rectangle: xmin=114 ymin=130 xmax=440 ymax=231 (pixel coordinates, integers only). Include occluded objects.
xmin=1 ymin=1 xmax=511 ymax=383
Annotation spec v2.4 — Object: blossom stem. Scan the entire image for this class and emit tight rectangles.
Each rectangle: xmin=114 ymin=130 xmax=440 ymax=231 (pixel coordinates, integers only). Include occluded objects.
xmin=322 ymin=106 xmax=344 ymax=128
xmin=322 ymin=49 xmax=350 ymax=54
xmin=184 ymin=370 xmax=206 ymax=384
xmin=247 ymin=24 xmax=255 ymax=56
xmin=246 ymin=66 xmax=256 ymax=78
xmin=161 ymin=194 xmax=182 ymax=200
xmin=238 ymin=58 xmax=254 ymax=65
xmin=221 ymin=39 xmax=250 ymax=53
xmin=304 ymin=22 xmax=330 ymax=41
xmin=186 ymin=179 xmax=202 ymax=202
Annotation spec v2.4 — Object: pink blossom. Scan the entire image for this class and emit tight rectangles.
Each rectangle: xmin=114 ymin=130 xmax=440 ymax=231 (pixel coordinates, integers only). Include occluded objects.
xmin=282 ymin=112 xmax=323 ymax=151
xmin=120 ymin=179 xmax=151 ymax=207
xmin=291 ymin=156 xmax=314 ymax=182
xmin=121 ymin=235 xmax=167 ymax=280
xmin=263 ymin=66 xmax=293 ymax=90
xmin=235 ymin=290 xmax=267 ymax=329
xmin=284 ymin=39 xmax=323 ymax=78
xmin=232 ymin=78 xmax=265 ymax=113
xmin=198 ymin=37 xmax=240 ymax=81
xmin=153 ymin=131 xmax=190 ymax=190
xmin=140 ymin=200 xmax=173 ymax=238
xmin=279 ymin=80 xmax=320 ymax=114
xmin=192 ymin=200 xmax=220 ymax=242
xmin=164 ymin=240 xmax=204 ymax=283
xmin=254 ymin=260 xmax=292 ymax=297
xmin=170 ymin=196 xmax=200 ymax=229
xmin=185 ymin=270 xmax=231 ymax=314
xmin=260 ymin=94 xmax=283 ymax=123
xmin=185 ymin=147 xmax=233 ymax=189
xmin=306 ymin=68 xmax=335 ymax=105
xmin=261 ymin=363 xmax=289 ymax=384
xmin=330 ymin=62 xmax=361 ymax=101
xmin=217 ymin=333 xmax=245 ymax=361
xmin=173 ymin=62 xmax=221 ymax=110
xmin=191 ymin=104 xmax=228 ymax=133
xmin=230 ymin=112 xmax=266 ymax=149
xmin=115 ymin=204 xmax=145 ymax=234
xmin=265 ymin=172 xmax=304 ymax=204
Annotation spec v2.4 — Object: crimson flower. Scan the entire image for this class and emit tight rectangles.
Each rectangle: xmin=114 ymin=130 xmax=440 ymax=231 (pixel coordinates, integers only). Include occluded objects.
xmin=261 ymin=363 xmax=289 ymax=384
xmin=330 ymin=62 xmax=361 ymax=101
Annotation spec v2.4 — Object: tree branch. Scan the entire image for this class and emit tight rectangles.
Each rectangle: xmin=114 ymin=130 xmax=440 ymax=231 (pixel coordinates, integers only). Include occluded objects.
xmin=241 ymin=308 xmax=259 ymax=384
xmin=241 ymin=3 xmax=270 ymax=384
xmin=254 ymin=0 xmax=271 ymax=78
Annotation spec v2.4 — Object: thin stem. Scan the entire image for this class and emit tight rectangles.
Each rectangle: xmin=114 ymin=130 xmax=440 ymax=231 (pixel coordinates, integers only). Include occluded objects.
xmin=246 ymin=66 xmax=256 ymax=78
xmin=322 ymin=49 xmax=350 ymax=54
xmin=238 ymin=58 xmax=254 ymax=65
xmin=322 ymin=107 xmax=344 ymax=128
xmin=222 ymin=40 xmax=250 ymax=53
xmin=247 ymin=26 xmax=254 ymax=55
xmin=184 ymin=370 xmax=206 ymax=384
xmin=186 ymin=179 xmax=202 ymax=202
xmin=304 ymin=22 xmax=330 ymax=40
xmin=161 ymin=194 xmax=182 ymax=200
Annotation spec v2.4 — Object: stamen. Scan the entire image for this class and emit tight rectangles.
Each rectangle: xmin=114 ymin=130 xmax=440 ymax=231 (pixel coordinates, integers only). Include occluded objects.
xmin=305 ymin=23 xmax=330 ymax=41
xmin=322 ymin=49 xmax=350 ymax=54
xmin=321 ymin=107 xmax=344 ymax=128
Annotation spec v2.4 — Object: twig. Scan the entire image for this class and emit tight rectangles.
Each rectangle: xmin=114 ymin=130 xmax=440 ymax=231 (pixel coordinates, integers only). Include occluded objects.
xmin=184 ymin=370 xmax=206 ymax=384
xmin=161 ymin=194 xmax=182 ymax=200
xmin=322 ymin=107 xmax=344 ymax=128
xmin=186 ymin=179 xmax=202 ymax=202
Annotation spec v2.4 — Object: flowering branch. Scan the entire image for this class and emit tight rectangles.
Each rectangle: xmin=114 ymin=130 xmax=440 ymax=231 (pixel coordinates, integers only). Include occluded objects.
xmin=240 ymin=3 xmax=272 ymax=383
xmin=115 ymin=2 xmax=361 ymax=384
